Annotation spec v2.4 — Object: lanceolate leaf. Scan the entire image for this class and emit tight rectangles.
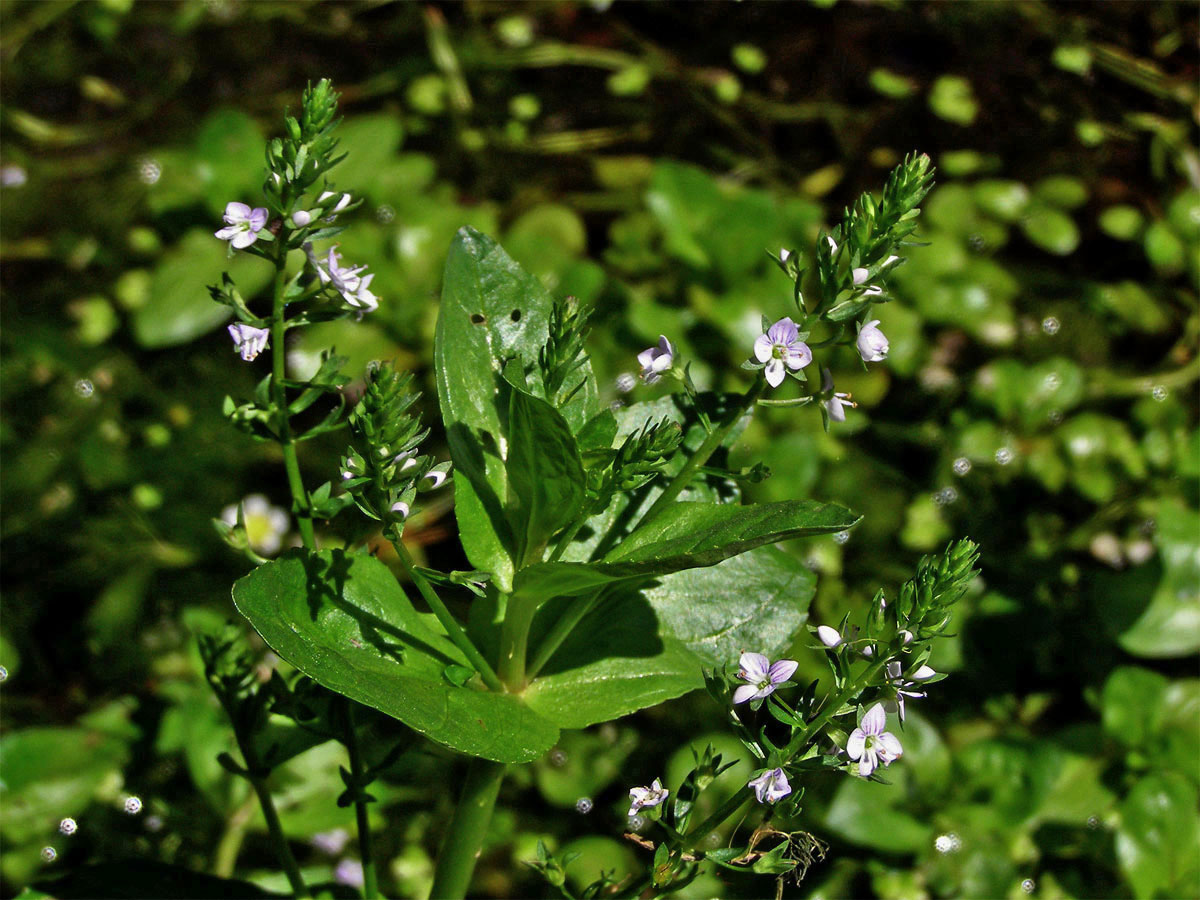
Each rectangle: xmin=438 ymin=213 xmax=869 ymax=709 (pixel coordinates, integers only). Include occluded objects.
xmin=232 ymin=550 xmax=559 ymax=763
xmin=436 ymin=227 xmax=599 ymax=591
xmin=506 ymin=386 xmax=586 ymax=567
xmin=513 ymin=499 xmax=857 ymax=606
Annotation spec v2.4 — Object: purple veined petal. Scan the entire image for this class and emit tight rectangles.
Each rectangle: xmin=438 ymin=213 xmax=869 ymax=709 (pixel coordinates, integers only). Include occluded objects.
xmin=858 ymin=753 xmax=877 ymax=777
xmin=768 ymin=658 xmax=798 ymax=684
xmin=738 ymin=651 xmax=770 ymax=682
xmin=912 ymin=665 xmax=937 ymax=680
xmin=861 ymin=703 xmax=887 ymax=735
xmin=766 ymin=317 xmax=798 ymax=345
xmin=764 ymin=358 xmax=785 ymax=388
xmin=231 ymin=230 xmax=259 ymax=249
xmin=877 ymin=732 xmax=903 ymax=761
xmin=248 ymin=207 xmax=268 ymax=230
xmin=224 ymin=201 xmax=252 ymax=222
xmin=215 ymin=225 xmax=241 ymax=240
xmin=784 ymin=342 xmax=812 ymax=370
xmin=846 ymin=728 xmax=866 ymax=759
xmin=753 ymin=333 xmax=774 ymax=363
xmin=732 ymin=684 xmax=760 ymax=705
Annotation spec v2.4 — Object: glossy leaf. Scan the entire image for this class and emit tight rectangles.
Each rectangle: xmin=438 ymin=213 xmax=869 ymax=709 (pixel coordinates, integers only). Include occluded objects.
xmin=436 ymin=227 xmax=599 ymax=591
xmin=1116 ymin=773 xmax=1200 ymax=899
xmin=505 ymin=386 xmax=586 ymax=567
xmin=524 ymin=589 xmax=704 ymax=729
xmin=232 ymin=550 xmax=558 ymax=762
xmin=644 ymin=545 xmax=816 ymax=667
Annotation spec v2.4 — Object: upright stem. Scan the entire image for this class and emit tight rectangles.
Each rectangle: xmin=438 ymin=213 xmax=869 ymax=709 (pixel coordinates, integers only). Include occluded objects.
xmin=636 ymin=379 xmax=763 ymax=530
xmin=270 ymin=251 xmax=315 ymax=549
xmin=526 ymin=588 xmax=606 ymax=681
xmin=496 ymin=592 xmax=538 ymax=690
xmin=429 ymin=759 xmax=507 ymax=900
xmin=390 ymin=537 xmax=505 ymax=693
xmin=247 ymin=772 xmax=310 ymax=899
xmin=342 ymin=701 xmax=379 ymax=900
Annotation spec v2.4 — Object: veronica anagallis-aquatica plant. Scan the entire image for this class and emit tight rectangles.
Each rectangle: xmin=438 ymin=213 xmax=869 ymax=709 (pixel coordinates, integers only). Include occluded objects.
xmin=206 ymin=80 xmax=977 ymax=899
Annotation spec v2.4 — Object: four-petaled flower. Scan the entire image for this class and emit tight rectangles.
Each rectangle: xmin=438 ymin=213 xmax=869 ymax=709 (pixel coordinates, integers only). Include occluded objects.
xmin=748 ymin=768 xmax=791 ymax=804
xmin=733 ymin=651 xmax=798 ymax=704
xmin=637 ymin=335 xmax=675 ymax=383
xmin=886 ymin=660 xmax=936 ymax=722
xmin=221 ymin=494 xmax=289 ymax=556
xmin=628 ymin=778 xmax=669 ymax=817
xmin=857 ymin=319 xmax=889 ymax=363
xmin=215 ymin=202 xmax=268 ymax=249
xmin=309 ymin=245 xmax=379 ymax=314
xmin=228 ymin=323 xmax=271 ymax=362
xmin=821 ymin=368 xmax=856 ymax=423
xmin=847 ymin=703 xmax=903 ymax=777
xmin=754 ymin=318 xmax=812 ymax=388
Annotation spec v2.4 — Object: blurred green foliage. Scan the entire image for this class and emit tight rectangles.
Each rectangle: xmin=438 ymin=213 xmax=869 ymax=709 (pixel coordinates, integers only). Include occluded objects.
xmin=1 ymin=1 xmax=1196 ymax=898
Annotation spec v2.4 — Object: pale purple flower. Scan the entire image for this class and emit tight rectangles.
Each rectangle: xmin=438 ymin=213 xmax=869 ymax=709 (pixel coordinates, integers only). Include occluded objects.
xmin=215 ymin=202 xmax=268 ymax=249
xmin=816 ymin=625 xmax=842 ymax=648
xmin=311 ymin=828 xmax=350 ymax=856
xmin=334 ymin=858 xmax=364 ymax=889
xmin=627 ymin=778 xmax=669 ymax=817
xmin=886 ymin=660 xmax=936 ymax=722
xmin=753 ymin=318 xmax=812 ymax=388
xmin=857 ymin=319 xmax=889 ymax=363
xmin=847 ymin=703 xmax=903 ymax=777
xmin=821 ymin=368 xmax=856 ymax=423
xmin=308 ymin=245 xmax=378 ymax=314
xmin=733 ymin=651 xmax=798 ymax=704
xmin=637 ymin=335 xmax=675 ymax=383
xmin=748 ymin=768 xmax=791 ymax=804
xmin=228 ymin=323 xmax=270 ymax=362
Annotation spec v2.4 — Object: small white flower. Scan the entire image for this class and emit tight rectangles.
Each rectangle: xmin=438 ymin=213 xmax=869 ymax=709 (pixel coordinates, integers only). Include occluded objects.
xmin=856 ymin=319 xmax=889 ymax=363
xmin=228 ymin=323 xmax=270 ymax=362
xmin=852 ymin=267 xmax=869 ymax=285
xmin=292 ymin=209 xmax=313 ymax=227
xmin=214 ymin=202 xmax=268 ymax=249
xmin=753 ymin=318 xmax=812 ymax=388
xmin=334 ymin=858 xmax=364 ymax=889
xmin=862 ymin=285 xmax=884 ymax=297
xmin=319 ymin=191 xmax=353 ymax=214
xmin=423 ymin=470 xmax=448 ymax=489
xmin=821 ymin=368 xmax=856 ymax=423
xmin=733 ymin=651 xmax=798 ymax=704
xmin=628 ymin=778 xmax=669 ymax=816
xmin=826 ymin=236 xmax=838 ymax=253
xmin=885 ymin=660 xmax=937 ymax=722
xmin=847 ymin=703 xmax=903 ymax=777
xmin=311 ymin=828 xmax=351 ymax=856
xmin=748 ymin=767 xmax=791 ymax=804
xmin=220 ymin=495 xmax=289 ymax=556
xmin=883 ymin=255 xmax=900 ymax=268
xmin=307 ymin=244 xmax=378 ymax=314
xmin=637 ymin=335 xmax=675 ymax=384
xmin=779 ymin=248 xmax=791 ymax=263
xmin=390 ymin=501 xmax=410 ymax=518
xmin=816 ymin=625 xmax=842 ymax=648
xmin=59 ymin=818 xmax=77 ymax=836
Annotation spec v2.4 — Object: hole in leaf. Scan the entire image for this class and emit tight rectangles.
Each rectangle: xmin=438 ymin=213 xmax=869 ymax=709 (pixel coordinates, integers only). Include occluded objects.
xmin=510 ymin=309 xmax=521 ymax=322
xmin=470 ymin=313 xmax=486 ymax=325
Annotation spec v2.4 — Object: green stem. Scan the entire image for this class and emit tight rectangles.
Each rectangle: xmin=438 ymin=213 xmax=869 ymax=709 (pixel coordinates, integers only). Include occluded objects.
xmin=526 ymin=588 xmax=605 ymax=681
xmin=270 ymin=251 xmax=315 ymax=549
xmin=635 ymin=379 xmax=763 ymax=530
xmin=390 ymin=538 xmax=504 ymax=693
xmin=429 ymin=759 xmax=507 ymax=900
xmin=247 ymin=772 xmax=310 ymax=898
xmin=784 ymin=657 xmax=887 ymax=757
xmin=213 ymin=790 xmax=257 ymax=878
xmin=497 ymin=591 xmax=538 ymax=690
xmin=342 ymin=702 xmax=379 ymax=900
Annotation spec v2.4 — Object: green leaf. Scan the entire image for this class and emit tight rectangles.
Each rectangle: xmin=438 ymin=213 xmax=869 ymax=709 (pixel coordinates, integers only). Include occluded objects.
xmin=1117 ymin=499 xmax=1200 ymax=658
xmin=644 ymin=545 xmax=815 ymax=667
xmin=523 ymin=589 xmax=704 ymax=728
xmin=132 ymin=230 xmax=275 ymax=348
xmin=232 ymin=550 xmax=558 ymax=762
xmin=1021 ymin=203 xmax=1080 ymax=255
xmin=1116 ymin=773 xmax=1200 ymax=899
xmin=513 ymin=499 xmax=858 ymax=608
xmin=1101 ymin=666 xmax=1168 ymax=749
xmin=32 ymin=861 xmax=282 ymax=899
xmin=436 ymin=227 xmax=599 ymax=591
xmin=928 ymin=75 xmax=978 ymax=125
xmin=825 ymin=773 xmax=933 ymax=853
xmin=506 ymin=386 xmax=586 ymax=567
